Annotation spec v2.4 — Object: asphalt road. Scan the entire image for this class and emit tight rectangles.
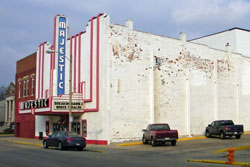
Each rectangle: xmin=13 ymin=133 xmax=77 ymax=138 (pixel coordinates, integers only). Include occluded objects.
xmin=0 ymin=135 xmax=250 ymax=167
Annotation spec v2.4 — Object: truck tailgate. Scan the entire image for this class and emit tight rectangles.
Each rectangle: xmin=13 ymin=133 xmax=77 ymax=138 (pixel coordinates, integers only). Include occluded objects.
xmin=155 ymin=130 xmax=178 ymax=138
xmin=227 ymin=125 xmax=244 ymax=132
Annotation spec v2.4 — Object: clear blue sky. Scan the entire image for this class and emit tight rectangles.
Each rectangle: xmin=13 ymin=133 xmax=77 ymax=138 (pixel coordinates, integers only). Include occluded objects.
xmin=1 ymin=0 xmax=250 ymax=87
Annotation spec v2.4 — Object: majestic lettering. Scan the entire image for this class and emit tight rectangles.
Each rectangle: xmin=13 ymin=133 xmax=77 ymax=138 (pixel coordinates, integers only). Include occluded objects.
xmin=21 ymin=99 xmax=49 ymax=110
xmin=57 ymin=16 xmax=67 ymax=95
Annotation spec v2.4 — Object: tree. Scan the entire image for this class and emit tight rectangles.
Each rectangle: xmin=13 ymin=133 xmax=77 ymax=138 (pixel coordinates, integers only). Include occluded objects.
xmin=0 ymin=85 xmax=7 ymax=99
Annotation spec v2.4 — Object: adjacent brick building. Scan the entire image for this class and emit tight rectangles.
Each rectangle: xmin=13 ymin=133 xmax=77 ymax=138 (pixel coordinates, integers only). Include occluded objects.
xmin=15 ymin=53 xmax=36 ymax=138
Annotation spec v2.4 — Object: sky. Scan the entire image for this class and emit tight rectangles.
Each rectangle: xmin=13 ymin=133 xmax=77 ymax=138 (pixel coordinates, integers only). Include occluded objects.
xmin=1 ymin=0 xmax=250 ymax=87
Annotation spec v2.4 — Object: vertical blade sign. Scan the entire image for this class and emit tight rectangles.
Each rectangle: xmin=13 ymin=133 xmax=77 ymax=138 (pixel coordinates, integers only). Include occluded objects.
xmin=57 ymin=16 xmax=67 ymax=95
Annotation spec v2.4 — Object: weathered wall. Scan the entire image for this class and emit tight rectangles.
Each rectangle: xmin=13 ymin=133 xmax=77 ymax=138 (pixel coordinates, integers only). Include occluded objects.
xmin=108 ymin=24 xmax=250 ymax=141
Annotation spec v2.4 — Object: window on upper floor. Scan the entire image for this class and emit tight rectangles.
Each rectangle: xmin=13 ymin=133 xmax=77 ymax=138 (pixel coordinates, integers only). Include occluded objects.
xmin=26 ymin=78 xmax=29 ymax=96
xmin=18 ymin=80 xmax=21 ymax=98
xmin=23 ymin=79 xmax=26 ymax=97
xmin=31 ymin=75 xmax=35 ymax=96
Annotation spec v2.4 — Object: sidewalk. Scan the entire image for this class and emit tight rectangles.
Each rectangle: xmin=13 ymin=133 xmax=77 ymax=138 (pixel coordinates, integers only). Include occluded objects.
xmin=1 ymin=132 xmax=250 ymax=147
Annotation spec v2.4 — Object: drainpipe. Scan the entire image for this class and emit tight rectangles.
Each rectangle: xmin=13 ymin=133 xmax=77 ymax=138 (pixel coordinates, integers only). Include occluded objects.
xmin=236 ymin=58 xmax=240 ymax=124
xmin=214 ymin=58 xmax=218 ymax=120
xmin=186 ymin=69 xmax=191 ymax=137
xmin=106 ymin=43 xmax=111 ymax=145
xmin=150 ymin=49 xmax=155 ymax=124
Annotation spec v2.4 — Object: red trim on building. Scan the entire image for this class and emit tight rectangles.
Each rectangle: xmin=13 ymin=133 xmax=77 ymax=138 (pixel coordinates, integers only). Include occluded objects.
xmin=41 ymin=43 xmax=45 ymax=98
xmin=78 ymin=32 xmax=83 ymax=93
xmin=89 ymin=17 xmax=94 ymax=102
xmin=86 ymin=139 xmax=108 ymax=145
xmin=38 ymin=45 xmax=41 ymax=98
xmin=84 ymin=13 xmax=102 ymax=112
xmin=96 ymin=14 xmax=100 ymax=111
xmin=49 ymin=45 xmax=54 ymax=98
xmin=74 ymin=35 xmax=77 ymax=93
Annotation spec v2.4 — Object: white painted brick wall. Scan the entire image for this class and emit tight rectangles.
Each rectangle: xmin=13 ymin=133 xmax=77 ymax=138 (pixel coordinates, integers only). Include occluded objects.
xmin=108 ymin=24 xmax=250 ymax=142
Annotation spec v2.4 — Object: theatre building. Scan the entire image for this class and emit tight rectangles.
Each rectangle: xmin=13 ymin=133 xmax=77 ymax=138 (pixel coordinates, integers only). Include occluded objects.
xmin=16 ymin=13 xmax=250 ymax=144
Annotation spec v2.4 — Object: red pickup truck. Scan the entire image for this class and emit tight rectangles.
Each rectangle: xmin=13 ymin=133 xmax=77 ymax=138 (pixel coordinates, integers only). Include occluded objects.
xmin=142 ymin=123 xmax=178 ymax=146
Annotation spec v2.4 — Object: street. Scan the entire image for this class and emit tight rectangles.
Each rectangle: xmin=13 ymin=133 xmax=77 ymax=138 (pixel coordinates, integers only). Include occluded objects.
xmin=0 ymin=135 xmax=250 ymax=167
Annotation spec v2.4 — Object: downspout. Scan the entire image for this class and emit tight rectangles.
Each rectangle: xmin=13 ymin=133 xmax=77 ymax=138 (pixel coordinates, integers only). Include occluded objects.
xmin=186 ymin=69 xmax=191 ymax=137
xmin=106 ymin=41 xmax=111 ymax=145
xmin=149 ymin=49 xmax=155 ymax=124
xmin=236 ymin=57 xmax=240 ymax=123
xmin=214 ymin=58 xmax=218 ymax=120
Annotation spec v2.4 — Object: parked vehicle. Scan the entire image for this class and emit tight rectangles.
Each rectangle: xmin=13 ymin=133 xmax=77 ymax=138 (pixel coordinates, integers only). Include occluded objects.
xmin=142 ymin=123 xmax=178 ymax=146
xmin=43 ymin=131 xmax=86 ymax=151
xmin=205 ymin=120 xmax=244 ymax=139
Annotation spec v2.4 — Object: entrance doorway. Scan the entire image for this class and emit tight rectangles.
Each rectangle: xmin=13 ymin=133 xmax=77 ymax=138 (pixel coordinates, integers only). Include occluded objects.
xmin=15 ymin=122 xmax=20 ymax=137
xmin=45 ymin=121 xmax=50 ymax=136
xmin=72 ymin=122 xmax=80 ymax=134
xmin=82 ymin=120 xmax=87 ymax=137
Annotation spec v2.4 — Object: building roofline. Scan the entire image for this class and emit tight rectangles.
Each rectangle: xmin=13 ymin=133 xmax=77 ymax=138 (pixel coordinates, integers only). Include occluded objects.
xmin=189 ymin=27 xmax=250 ymax=41
xmin=17 ymin=52 xmax=36 ymax=63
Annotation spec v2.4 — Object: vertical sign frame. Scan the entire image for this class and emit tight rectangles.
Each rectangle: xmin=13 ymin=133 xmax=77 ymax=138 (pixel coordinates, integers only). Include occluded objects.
xmin=56 ymin=16 xmax=67 ymax=95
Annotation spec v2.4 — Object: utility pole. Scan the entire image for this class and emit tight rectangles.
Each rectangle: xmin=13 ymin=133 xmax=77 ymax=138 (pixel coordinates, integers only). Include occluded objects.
xmin=69 ymin=54 xmax=72 ymax=132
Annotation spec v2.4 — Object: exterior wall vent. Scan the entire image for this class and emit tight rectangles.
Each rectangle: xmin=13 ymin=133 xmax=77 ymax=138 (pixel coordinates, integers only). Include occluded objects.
xmin=154 ymin=56 xmax=162 ymax=67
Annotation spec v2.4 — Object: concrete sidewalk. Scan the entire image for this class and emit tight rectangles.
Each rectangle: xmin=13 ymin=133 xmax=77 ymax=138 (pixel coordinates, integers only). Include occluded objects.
xmin=0 ymin=135 xmax=43 ymax=147
xmin=1 ymin=132 xmax=250 ymax=147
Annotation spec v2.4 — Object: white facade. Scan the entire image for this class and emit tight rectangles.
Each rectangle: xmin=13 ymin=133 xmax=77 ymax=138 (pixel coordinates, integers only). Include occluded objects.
xmin=0 ymin=99 xmax=4 ymax=124
xmin=4 ymin=82 xmax=15 ymax=126
xmin=5 ymin=96 xmax=15 ymax=125
xmin=31 ymin=14 xmax=250 ymax=144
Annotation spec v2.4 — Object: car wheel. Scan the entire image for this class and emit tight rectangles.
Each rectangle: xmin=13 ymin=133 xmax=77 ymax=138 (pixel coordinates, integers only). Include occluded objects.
xmin=236 ymin=135 xmax=241 ymax=139
xmin=43 ymin=141 xmax=48 ymax=149
xmin=78 ymin=147 xmax=84 ymax=151
xmin=220 ymin=132 xmax=225 ymax=140
xmin=171 ymin=140 xmax=176 ymax=146
xmin=142 ymin=136 xmax=148 ymax=144
xmin=58 ymin=142 xmax=64 ymax=150
xmin=151 ymin=138 xmax=156 ymax=147
xmin=205 ymin=131 xmax=211 ymax=138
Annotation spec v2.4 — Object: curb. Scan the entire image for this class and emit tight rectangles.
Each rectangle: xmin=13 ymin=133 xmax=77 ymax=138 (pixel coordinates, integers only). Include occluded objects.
xmin=188 ymin=159 xmax=250 ymax=166
xmin=13 ymin=141 xmax=42 ymax=147
xmin=118 ymin=136 xmax=206 ymax=146
xmin=119 ymin=142 xmax=142 ymax=146
xmin=118 ymin=132 xmax=250 ymax=146
xmin=0 ymin=134 xmax=14 ymax=137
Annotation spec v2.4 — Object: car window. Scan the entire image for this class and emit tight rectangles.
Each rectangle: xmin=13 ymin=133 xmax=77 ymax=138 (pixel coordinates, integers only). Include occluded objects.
xmin=211 ymin=122 xmax=215 ymax=126
xmin=56 ymin=132 xmax=63 ymax=137
xmin=66 ymin=132 xmax=81 ymax=137
xmin=51 ymin=132 xmax=58 ymax=137
xmin=151 ymin=124 xmax=170 ymax=130
xmin=220 ymin=121 xmax=234 ymax=126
